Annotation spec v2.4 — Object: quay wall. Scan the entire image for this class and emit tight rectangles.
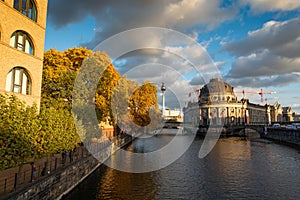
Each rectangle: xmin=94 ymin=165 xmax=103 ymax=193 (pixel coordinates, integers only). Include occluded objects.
xmin=261 ymin=128 xmax=300 ymax=146
xmin=2 ymin=145 xmax=111 ymax=200
xmin=1 ymin=135 xmax=134 ymax=200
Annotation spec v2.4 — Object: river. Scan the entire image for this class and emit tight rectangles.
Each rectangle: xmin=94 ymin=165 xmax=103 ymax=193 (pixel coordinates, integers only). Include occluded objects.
xmin=63 ymin=134 xmax=300 ymax=200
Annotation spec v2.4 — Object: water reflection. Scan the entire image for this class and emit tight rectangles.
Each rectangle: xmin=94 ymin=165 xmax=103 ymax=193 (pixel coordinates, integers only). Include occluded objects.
xmin=64 ymin=135 xmax=300 ymax=200
xmin=97 ymin=167 xmax=157 ymax=200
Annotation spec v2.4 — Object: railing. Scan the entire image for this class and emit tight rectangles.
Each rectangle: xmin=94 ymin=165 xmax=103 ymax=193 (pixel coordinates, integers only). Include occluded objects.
xmin=0 ymin=134 xmax=133 ymax=198
xmin=0 ymin=146 xmax=90 ymax=197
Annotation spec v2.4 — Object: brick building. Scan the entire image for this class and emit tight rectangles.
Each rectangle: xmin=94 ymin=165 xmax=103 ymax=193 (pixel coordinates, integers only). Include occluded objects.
xmin=0 ymin=0 xmax=48 ymax=109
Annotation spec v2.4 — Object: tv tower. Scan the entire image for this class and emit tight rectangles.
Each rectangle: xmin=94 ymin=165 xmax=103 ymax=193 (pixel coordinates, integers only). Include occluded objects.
xmin=161 ymin=65 xmax=166 ymax=117
xmin=161 ymin=82 xmax=166 ymax=117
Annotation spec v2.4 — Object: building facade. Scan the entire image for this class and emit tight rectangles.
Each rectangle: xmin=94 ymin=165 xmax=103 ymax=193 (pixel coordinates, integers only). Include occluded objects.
xmin=282 ymin=107 xmax=294 ymax=122
xmin=183 ymin=78 xmax=286 ymax=129
xmin=292 ymin=113 xmax=300 ymax=122
xmin=0 ymin=0 xmax=48 ymax=109
xmin=163 ymin=108 xmax=183 ymax=122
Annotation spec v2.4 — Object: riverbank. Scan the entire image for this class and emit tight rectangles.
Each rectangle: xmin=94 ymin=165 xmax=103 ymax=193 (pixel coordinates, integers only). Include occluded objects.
xmin=0 ymin=135 xmax=134 ymax=200
xmin=261 ymin=128 xmax=300 ymax=147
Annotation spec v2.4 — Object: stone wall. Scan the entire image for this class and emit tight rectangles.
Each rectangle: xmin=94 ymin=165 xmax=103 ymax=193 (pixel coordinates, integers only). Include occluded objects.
xmin=2 ymin=146 xmax=111 ymax=200
xmin=262 ymin=128 xmax=300 ymax=146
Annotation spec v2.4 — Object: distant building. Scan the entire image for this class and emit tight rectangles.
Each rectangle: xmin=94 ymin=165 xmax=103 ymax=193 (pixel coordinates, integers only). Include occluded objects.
xmin=99 ymin=120 xmax=114 ymax=139
xmin=270 ymin=102 xmax=283 ymax=122
xmin=0 ymin=0 xmax=48 ymax=109
xmin=183 ymin=78 xmax=290 ymax=128
xmin=163 ymin=108 xmax=183 ymax=122
xmin=282 ymin=107 xmax=294 ymax=122
xmin=292 ymin=113 xmax=300 ymax=122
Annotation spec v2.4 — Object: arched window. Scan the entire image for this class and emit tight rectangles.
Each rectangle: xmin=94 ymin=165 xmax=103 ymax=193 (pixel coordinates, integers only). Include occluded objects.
xmin=10 ymin=31 xmax=34 ymax=55
xmin=6 ymin=67 xmax=32 ymax=95
xmin=13 ymin=0 xmax=37 ymax=21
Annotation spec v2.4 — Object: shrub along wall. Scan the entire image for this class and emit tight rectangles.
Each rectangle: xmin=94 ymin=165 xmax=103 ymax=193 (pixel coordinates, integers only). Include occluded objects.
xmin=2 ymin=146 xmax=111 ymax=200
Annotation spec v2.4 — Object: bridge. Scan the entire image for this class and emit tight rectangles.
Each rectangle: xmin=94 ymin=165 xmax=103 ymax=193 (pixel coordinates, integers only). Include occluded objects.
xmin=226 ymin=125 xmax=265 ymax=136
xmin=195 ymin=124 xmax=265 ymax=137
xmin=162 ymin=122 xmax=300 ymax=146
xmin=194 ymin=124 xmax=300 ymax=146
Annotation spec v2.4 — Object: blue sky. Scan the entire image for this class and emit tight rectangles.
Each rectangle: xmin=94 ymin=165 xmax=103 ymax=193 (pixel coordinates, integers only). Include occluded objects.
xmin=45 ymin=0 xmax=300 ymax=113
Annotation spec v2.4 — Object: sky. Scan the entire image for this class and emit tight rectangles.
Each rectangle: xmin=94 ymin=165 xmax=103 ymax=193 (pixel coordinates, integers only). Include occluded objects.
xmin=45 ymin=0 xmax=300 ymax=113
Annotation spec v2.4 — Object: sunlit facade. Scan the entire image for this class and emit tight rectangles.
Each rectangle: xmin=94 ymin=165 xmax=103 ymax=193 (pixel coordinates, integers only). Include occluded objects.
xmin=0 ymin=0 xmax=48 ymax=109
xmin=183 ymin=78 xmax=289 ymax=129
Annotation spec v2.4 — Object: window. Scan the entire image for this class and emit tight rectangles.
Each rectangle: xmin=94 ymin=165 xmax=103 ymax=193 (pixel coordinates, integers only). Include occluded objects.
xmin=6 ymin=67 xmax=32 ymax=95
xmin=10 ymin=31 xmax=34 ymax=55
xmin=13 ymin=0 xmax=37 ymax=21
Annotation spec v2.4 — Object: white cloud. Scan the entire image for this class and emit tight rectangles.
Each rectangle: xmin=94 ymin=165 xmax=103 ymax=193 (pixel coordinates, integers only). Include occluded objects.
xmin=161 ymin=79 xmax=197 ymax=109
xmin=227 ymin=50 xmax=300 ymax=78
xmin=292 ymin=103 xmax=300 ymax=108
xmin=164 ymin=0 xmax=237 ymax=30
xmin=224 ymin=16 xmax=300 ymax=88
xmin=225 ymin=73 xmax=300 ymax=88
xmin=48 ymin=0 xmax=237 ymax=48
xmin=224 ymin=17 xmax=300 ymax=58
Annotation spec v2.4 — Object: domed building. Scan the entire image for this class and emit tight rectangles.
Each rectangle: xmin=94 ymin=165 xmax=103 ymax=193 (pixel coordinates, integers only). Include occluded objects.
xmin=199 ymin=78 xmax=237 ymax=105
xmin=183 ymin=78 xmax=277 ymax=132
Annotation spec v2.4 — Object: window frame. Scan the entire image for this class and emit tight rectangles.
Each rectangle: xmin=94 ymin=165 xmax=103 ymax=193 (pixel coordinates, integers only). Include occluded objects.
xmin=10 ymin=31 xmax=34 ymax=55
xmin=6 ymin=67 xmax=32 ymax=95
xmin=13 ymin=0 xmax=37 ymax=21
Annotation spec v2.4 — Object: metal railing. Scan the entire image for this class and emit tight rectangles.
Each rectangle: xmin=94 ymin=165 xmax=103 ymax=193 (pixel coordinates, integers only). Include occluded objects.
xmin=0 ymin=146 xmax=89 ymax=197
xmin=0 ymin=134 xmax=133 ymax=198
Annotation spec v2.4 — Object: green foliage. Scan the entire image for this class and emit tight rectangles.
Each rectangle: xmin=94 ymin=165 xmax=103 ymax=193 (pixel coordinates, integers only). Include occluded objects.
xmin=0 ymin=47 xmax=162 ymax=170
xmin=0 ymin=94 xmax=83 ymax=171
xmin=37 ymin=106 xmax=82 ymax=155
xmin=0 ymin=95 xmax=38 ymax=170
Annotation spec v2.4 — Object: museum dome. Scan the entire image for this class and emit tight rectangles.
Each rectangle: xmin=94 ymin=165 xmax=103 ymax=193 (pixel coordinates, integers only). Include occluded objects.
xmin=199 ymin=78 xmax=237 ymax=104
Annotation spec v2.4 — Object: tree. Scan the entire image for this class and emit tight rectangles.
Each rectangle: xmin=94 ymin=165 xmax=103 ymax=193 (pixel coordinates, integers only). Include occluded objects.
xmin=41 ymin=47 xmax=92 ymax=110
xmin=0 ymin=95 xmax=39 ymax=170
xmin=42 ymin=48 xmax=121 ymax=123
xmin=129 ymin=82 xmax=161 ymax=128
xmin=37 ymin=106 xmax=82 ymax=156
xmin=95 ymin=59 xmax=120 ymax=123
xmin=0 ymin=94 xmax=84 ymax=171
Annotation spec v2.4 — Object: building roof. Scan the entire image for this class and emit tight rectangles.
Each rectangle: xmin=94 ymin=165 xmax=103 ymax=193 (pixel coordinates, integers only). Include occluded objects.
xmin=199 ymin=78 xmax=236 ymax=104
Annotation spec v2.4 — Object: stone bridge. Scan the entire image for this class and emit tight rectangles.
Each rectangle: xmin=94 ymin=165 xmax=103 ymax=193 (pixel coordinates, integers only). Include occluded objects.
xmin=219 ymin=125 xmax=300 ymax=146
xmin=226 ymin=125 xmax=265 ymax=136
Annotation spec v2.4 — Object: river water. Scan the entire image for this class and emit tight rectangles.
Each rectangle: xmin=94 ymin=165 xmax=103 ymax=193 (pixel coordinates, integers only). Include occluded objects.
xmin=64 ymin=134 xmax=300 ymax=200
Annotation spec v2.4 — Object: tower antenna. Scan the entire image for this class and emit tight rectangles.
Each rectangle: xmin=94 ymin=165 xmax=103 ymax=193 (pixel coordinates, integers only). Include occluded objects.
xmin=161 ymin=65 xmax=166 ymax=117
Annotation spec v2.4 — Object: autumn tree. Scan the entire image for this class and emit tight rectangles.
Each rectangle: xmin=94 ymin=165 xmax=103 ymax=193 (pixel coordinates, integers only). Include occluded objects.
xmin=94 ymin=61 xmax=120 ymax=123
xmin=42 ymin=47 xmax=121 ymax=122
xmin=111 ymin=77 xmax=162 ymax=134
xmin=42 ymin=48 xmax=122 ymax=142
xmin=129 ymin=81 xmax=161 ymax=129
xmin=41 ymin=47 xmax=92 ymax=110
xmin=111 ymin=76 xmax=135 ymax=133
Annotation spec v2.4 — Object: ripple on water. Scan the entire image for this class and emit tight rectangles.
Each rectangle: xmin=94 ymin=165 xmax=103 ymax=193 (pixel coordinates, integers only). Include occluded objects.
xmin=63 ymin=136 xmax=300 ymax=200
